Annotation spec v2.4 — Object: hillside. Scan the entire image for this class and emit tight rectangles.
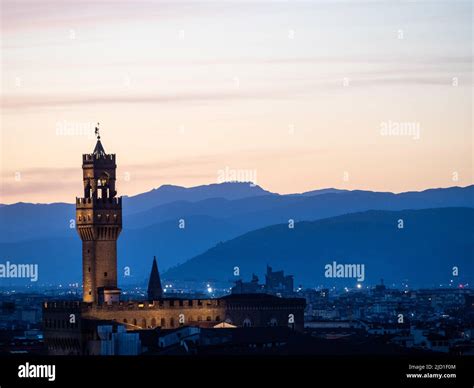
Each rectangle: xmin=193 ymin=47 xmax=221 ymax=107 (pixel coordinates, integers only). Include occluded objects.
xmin=164 ymin=208 xmax=474 ymax=287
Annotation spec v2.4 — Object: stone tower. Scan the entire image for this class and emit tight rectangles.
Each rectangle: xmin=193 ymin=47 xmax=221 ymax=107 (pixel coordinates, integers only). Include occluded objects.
xmin=76 ymin=130 xmax=122 ymax=304
xmin=147 ymin=256 xmax=163 ymax=300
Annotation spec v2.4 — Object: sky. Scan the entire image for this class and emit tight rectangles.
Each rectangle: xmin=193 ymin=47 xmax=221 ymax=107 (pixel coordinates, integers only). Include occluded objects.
xmin=0 ymin=0 xmax=472 ymax=204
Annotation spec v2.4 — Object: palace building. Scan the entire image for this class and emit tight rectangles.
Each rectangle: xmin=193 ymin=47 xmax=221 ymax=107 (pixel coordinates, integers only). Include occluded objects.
xmin=42 ymin=134 xmax=305 ymax=355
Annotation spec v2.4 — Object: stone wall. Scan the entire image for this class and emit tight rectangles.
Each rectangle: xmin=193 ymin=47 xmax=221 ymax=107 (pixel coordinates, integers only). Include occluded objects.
xmin=42 ymin=296 xmax=306 ymax=354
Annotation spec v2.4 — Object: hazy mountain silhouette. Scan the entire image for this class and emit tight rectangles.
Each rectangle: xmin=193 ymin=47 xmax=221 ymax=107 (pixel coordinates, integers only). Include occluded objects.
xmin=0 ymin=183 xmax=472 ymax=285
xmin=124 ymin=185 xmax=474 ymax=230
xmin=0 ymin=182 xmax=271 ymax=242
xmin=122 ymin=182 xmax=273 ymax=215
xmin=0 ymin=215 xmax=243 ymax=285
xmin=164 ymin=208 xmax=474 ymax=287
xmin=0 ymin=202 xmax=74 ymax=243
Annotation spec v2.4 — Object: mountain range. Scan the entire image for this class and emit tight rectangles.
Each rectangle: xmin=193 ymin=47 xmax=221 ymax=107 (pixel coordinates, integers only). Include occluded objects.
xmin=164 ymin=207 xmax=474 ymax=287
xmin=0 ymin=183 xmax=472 ymax=286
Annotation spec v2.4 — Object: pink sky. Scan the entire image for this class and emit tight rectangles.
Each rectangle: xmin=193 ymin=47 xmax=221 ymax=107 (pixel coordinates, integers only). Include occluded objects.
xmin=1 ymin=0 xmax=472 ymax=204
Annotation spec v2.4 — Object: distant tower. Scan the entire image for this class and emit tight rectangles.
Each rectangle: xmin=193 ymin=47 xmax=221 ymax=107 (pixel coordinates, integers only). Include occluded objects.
xmin=147 ymin=256 xmax=163 ymax=300
xmin=76 ymin=125 xmax=122 ymax=303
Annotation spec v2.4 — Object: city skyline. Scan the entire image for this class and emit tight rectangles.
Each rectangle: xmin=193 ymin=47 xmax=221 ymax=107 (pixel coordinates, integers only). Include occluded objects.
xmin=1 ymin=0 xmax=472 ymax=204
xmin=0 ymin=2 xmax=473 ymax=378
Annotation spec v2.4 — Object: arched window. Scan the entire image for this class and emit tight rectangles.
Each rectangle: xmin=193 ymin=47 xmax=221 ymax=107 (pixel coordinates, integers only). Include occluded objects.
xmin=215 ymin=316 xmax=221 ymax=322
xmin=269 ymin=318 xmax=278 ymax=327
xmin=161 ymin=318 xmax=165 ymax=328
xmin=151 ymin=318 xmax=157 ymax=327
xmin=170 ymin=318 xmax=175 ymax=327
xmin=206 ymin=316 xmax=211 ymax=321
xmin=123 ymin=319 xmax=128 ymax=324
xmin=243 ymin=318 xmax=252 ymax=327
xmin=197 ymin=316 xmax=202 ymax=322
xmin=133 ymin=318 xmax=137 ymax=326
xmin=141 ymin=318 xmax=147 ymax=328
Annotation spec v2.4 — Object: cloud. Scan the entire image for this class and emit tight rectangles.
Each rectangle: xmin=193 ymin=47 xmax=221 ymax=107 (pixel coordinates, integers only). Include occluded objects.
xmin=0 ymin=89 xmax=296 ymax=110
xmin=0 ymin=0 xmax=235 ymax=34
xmin=3 ymin=64 xmax=472 ymax=111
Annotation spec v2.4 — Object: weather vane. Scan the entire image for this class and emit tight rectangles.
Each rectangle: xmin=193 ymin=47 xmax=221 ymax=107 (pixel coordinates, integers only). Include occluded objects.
xmin=94 ymin=122 xmax=100 ymax=140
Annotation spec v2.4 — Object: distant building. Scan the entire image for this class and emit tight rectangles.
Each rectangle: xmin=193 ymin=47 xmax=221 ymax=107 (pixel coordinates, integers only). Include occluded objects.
xmin=231 ymin=274 xmax=263 ymax=294
xmin=265 ymin=266 xmax=294 ymax=295
xmin=231 ymin=266 xmax=295 ymax=297
xmin=373 ymin=279 xmax=387 ymax=297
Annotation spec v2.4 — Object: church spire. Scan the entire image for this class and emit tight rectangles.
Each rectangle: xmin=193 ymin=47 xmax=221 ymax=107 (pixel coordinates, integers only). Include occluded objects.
xmin=147 ymin=256 xmax=163 ymax=300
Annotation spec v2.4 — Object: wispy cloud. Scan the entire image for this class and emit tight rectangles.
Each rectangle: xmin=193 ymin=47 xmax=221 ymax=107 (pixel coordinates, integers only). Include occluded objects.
xmin=3 ymin=67 xmax=470 ymax=110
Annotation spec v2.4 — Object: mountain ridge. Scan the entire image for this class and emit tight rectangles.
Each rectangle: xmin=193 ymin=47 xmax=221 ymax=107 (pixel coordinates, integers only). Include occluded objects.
xmin=0 ymin=184 xmax=472 ymax=285
xmin=164 ymin=207 xmax=474 ymax=287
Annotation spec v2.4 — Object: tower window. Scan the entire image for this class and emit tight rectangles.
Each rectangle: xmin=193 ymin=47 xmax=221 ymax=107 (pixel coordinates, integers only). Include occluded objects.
xmin=104 ymin=272 xmax=107 ymax=277
xmin=88 ymin=267 xmax=91 ymax=272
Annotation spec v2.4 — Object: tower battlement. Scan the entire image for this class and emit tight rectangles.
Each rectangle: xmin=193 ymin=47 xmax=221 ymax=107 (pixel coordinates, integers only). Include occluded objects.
xmin=76 ymin=197 xmax=122 ymax=207
xmin=43 ymin=299 xmax=224 ymax=311
xmin=83 ymin=153 xmax=116 ymax=163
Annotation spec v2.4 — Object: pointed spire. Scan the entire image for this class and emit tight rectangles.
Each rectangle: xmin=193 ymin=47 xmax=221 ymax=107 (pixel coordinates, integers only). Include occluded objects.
xmin=93 ymin=140 xmax=106 ymax=158
xmin=93 ymin=122 xmax=106 ymax=158
xmin=147 ymin=256 xmax=163 ymax=300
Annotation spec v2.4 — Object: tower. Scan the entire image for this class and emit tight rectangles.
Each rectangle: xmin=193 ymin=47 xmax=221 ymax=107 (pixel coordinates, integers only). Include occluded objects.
xmin=76 ymin=127 xmax=122 ymax=303
xmin=147 ymin=256 xmax=163 ymax=300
